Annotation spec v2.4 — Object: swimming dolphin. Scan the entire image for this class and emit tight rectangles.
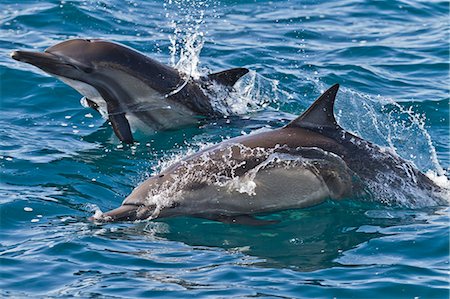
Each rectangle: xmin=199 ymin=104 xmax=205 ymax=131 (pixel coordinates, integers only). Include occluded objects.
xmin=11 ymin=39 xmax=249 ymax=143
xmin=94 ymin=84 xmax=445 ymax=225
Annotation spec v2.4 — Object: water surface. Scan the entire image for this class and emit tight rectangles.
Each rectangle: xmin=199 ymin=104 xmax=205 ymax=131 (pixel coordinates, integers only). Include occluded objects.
xmin=1 ymin=0 xmax=449 ymax=298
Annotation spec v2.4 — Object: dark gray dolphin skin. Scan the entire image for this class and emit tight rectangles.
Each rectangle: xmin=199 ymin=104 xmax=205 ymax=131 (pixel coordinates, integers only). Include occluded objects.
xmin=94 ymin=84 xmax=445 ymax=225
xmin=11 ymin=39 xmax=249 ymax=143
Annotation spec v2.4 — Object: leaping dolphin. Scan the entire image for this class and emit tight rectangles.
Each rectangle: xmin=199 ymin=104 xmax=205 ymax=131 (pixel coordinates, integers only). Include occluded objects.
xmin=11 ymin=39 xmax=249 ymax=143
xmin=94 ymin=84 xmax=446 ymax=225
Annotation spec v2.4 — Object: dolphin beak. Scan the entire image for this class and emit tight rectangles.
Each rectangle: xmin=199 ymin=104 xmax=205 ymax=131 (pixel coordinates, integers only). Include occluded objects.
xmin=11 ymin=50 xmax=93 ymax=76
xmin=10 ymin=50 xmax=74 ymax=75
xmin=90 ymin=204 xmax=153 ymax=222
xmin=11 ymin=50 xmax=58 ymax=65
xmin=93 ymin=205 xmax=140 ymax=222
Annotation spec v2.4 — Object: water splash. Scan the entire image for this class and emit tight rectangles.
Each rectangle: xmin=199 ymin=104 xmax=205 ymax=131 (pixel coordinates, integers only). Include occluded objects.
xmin=143 ymin=144 xmax=354 ymax=218
xmin=164 ymin=0 xmax=212 ymax=79
xmin=361 ymin=149 xmax=448 ymax=208
xmin=342 ymin=87 xmax=445 ymax=175
xmin=337 ymin=87 xmax=449 ymax=197
xmin=307 ymin=81 xmax=446 ymax=178
xmin=204 ymin=71 xmax=285 ymax=115
xmin=139 ymin=138 xmax=450 ymax=219
xmin=163 ymin=0 xmax=285 ymax=115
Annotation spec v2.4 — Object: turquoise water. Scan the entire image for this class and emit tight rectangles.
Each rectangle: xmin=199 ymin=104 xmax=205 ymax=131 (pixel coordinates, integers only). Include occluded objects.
xmin=1 ymin=0 xmax=449 ymax=297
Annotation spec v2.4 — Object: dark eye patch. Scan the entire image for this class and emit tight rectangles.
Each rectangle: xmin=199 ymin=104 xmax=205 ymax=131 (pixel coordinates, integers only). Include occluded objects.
xmin=83 ymin=67 xmax=93 ymax=73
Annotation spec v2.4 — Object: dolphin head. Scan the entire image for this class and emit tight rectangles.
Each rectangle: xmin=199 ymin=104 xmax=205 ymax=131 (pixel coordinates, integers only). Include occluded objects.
xmin=11 ymin=39 xmax=99 ymax=80
xmin=10 ymin=38 xmax=175 ymax=86
xmin=11 ymin=39 xmax=170 ymax=143
xmin=93 ymin=173 xmax=172 ymax=222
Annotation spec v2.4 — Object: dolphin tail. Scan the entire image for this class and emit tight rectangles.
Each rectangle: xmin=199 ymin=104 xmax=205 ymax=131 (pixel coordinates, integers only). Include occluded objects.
xmin=207 ymin=68 xmax=249 ymax=86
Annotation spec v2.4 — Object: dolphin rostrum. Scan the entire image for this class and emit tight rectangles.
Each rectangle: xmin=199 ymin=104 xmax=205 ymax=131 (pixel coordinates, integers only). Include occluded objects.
xmin=11 ymin=39 xmax=249 ymax=143
xmin=93 ymin=84 xmax=446 ymax=225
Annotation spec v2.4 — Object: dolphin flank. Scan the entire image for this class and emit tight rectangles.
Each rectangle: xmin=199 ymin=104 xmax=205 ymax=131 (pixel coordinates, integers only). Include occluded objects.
xmin=11 ymin=39 xmax=249 ymax=143
xmin=94 ymin=84 xmax=446 ymax=225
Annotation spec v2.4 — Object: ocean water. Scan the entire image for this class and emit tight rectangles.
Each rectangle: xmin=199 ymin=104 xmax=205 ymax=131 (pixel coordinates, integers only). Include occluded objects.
xmin=1 ymin=0 xmax=449 ymax=297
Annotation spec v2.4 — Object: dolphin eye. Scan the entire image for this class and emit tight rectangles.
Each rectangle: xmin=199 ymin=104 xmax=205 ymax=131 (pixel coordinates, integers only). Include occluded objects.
xmin=83 ymin=67 xmax=93 ymax=73
xmin=66 ymin=63 xmax=93 ymax=73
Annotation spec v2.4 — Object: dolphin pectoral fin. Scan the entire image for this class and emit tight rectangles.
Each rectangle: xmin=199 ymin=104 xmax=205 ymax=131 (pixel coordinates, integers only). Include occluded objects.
xmin=84 ymin=97 xmax=100 ymax=114
xmin=285 ymin=83 xmax=341 ymax=131
xmin=207 ymin=68 xmax=249 ymax=86
xmin=203 ymin=214 xmax=279 ymax=226
xmin=108 ymin=113 xmax=134 ymax=144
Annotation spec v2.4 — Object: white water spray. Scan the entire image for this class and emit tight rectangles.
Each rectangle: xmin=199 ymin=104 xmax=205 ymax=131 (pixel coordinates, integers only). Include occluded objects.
xmin=164 ymin=0 xmax=210 ymax=79
xmin=163 ymin=0 xmax=283 ymax=114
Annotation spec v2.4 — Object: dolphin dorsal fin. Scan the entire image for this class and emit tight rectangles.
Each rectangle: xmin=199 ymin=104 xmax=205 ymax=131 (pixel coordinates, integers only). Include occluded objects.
xmin=208 ymin=68 xmax=249 ymax=86
xmin=285 ymin=84 xmax=340 ymax=130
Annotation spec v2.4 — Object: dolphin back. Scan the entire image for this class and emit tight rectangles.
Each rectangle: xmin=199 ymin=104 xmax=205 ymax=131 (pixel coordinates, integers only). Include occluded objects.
xmin=282 ymin=84 xmax=445 ymax=205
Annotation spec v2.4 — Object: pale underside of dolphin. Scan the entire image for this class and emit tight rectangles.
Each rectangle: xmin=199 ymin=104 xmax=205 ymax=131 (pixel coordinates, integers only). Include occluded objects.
xmin=95 ymin=84 xmax=444 ymax=225
xmin=11 ymin=39 xmax=249 ymax=143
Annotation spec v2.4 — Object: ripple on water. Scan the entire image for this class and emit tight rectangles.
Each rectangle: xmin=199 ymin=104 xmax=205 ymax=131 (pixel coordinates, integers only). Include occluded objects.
xmin=0 ymin=0 xmax=449 ymax=297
